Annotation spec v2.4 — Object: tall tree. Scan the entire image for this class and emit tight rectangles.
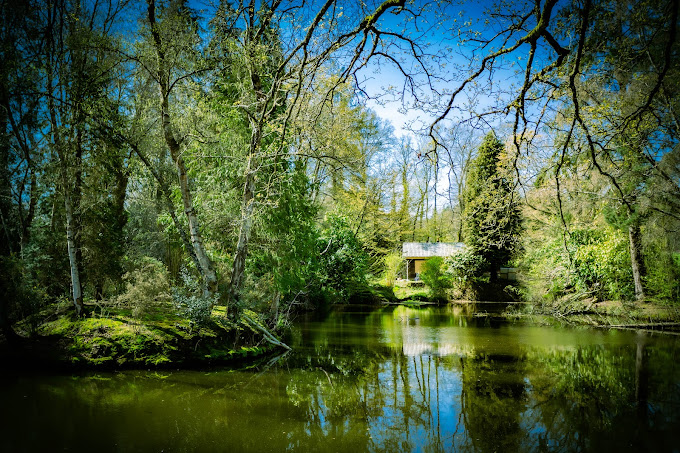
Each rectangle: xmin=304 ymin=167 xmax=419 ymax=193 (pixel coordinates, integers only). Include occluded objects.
xmin=419 ymin=0 xmax=679 ymax=301
xmin=208 ymin=0 xmax=408 ymax=305
xmin=144 ymin=0 xmax=218 ymax=296
xmin=462 ymin=132 xmax=522 ymax=281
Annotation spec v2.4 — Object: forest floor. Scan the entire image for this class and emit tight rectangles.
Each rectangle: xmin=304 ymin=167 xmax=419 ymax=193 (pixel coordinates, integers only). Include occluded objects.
xmin=0 ymin=301 xmax=282 ymax=370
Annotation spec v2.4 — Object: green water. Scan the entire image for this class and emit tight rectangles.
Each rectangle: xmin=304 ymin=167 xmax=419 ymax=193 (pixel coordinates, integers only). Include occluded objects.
xmin=2 ymin=305 xmax=679 ymax=452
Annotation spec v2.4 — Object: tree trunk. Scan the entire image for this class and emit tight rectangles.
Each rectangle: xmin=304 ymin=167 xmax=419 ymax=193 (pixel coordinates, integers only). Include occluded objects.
xmin=147 ymin=0 xmax=217 ymax=297
xmin=229 ymin=147 xmax=257 ymax=303
xmin=20 ymin=168 xmax=37 ymax=252
xmin=45 ymin=2 xmax=84 ymax=317
xmin=400 ymin=165 xmax=409 ymax=242
xmin=59 ymin=158 xmax=85 ymax=317
xmin=131 ymin=142 xmax=202 ymax=273
xmin=73 ymin=122 xmax=84 ymax=290
xmin=628 ymin=222 xmax=646 ymax=301
xmin=0 ymin=76 xmax=14 ymax=256
xmin=167 ymin=130 xmax=218 ymax=296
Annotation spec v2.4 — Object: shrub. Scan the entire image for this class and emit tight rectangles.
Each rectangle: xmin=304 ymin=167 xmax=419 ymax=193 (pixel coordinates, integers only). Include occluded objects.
xmin=172 ymin=270 xmax=219 ymax=326
xmin=317 ymin=215 xmax=369 ymax=299
xmin=644 ymin=250 xmax=680 ymax=303
xmin=445 ymin=248 xmax=487 ymax=287
xmin=381 ymin=252 xmax=404 ymax=287
xmin=116 ymin=257 xmax=172 ymax=318
xmin=420 ymin=256 xmax=453 ymax=298
xmin=571 ymin=227 xmax=633 ymax=300
xmin=0 ymin=255 xmax=47 ymax=335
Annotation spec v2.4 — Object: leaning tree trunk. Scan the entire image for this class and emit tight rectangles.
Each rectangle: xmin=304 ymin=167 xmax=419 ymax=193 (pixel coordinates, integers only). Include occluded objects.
xmin=161 ymin=110 xmax=217 ymax=296
xmin=147 ymin=0 xmax=217 ymax=297
xmin=628 ymin=222 xmax=646 ymax=301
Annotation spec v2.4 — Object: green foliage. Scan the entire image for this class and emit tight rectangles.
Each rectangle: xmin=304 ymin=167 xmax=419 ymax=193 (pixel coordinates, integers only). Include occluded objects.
xmin=380 ymin=251 xmax=404 ymax=287
xmin=0 ymin=254 xmax=47 ymax=334
xmin=172 ymin=270 xmax=219 ymax=326
xmin=419 ymin=256 xmax=452 ymax=298
xmin=571 ymin=227 xmax=634 ymax=300
xmin=317 ymin=214 xmax=369 ymax=300
xmin=445 ymin=248 xmax=487 ymax=287
xmin=524 ymin=226 xmax=635 ymax=301
xmin=523 ymin=234 xmax=573 ymax=301
xmin=116 ymin=258 xmax=172 ymax=318
xmin=243 ymin=168 xmax=321 ymax=312
xmin=22 ymin=202 xmax=71 ymax=300
xmin=643 ymin=244 xmax=680 ymax=303
xmin=461 ymin=132 xmax=522 ymax=277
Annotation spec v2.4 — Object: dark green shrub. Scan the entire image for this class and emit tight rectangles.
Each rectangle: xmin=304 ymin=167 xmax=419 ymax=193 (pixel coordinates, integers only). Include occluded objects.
xmin=317 ymin=215 xmax=369 ymax=300
xmin=172 ymin=270 xmax=218 ymax=326
xmin=445 ymin=249 xmax=487 ymax=287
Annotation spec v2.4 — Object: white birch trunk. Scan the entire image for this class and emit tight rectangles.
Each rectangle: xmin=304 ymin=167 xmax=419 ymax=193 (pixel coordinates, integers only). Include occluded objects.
xmin=147 ymin=0 xmax=218 ymax=297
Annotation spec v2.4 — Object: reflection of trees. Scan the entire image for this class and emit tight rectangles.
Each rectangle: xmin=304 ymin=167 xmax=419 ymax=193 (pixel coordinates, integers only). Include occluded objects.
xmin=371 ymin=351 xmax=453 ymax=452
xmin=284 ymin=343 xmax=450 ymax=452
xmin=292 ymin=305 xmax=680 ymax=452
xmin=523 ymin=346 xmax=636 ymax=451
xmin=4 ymin=308 xmax=680 ymax=452
xmin=458 ymin=353 xmax=527 ymax=452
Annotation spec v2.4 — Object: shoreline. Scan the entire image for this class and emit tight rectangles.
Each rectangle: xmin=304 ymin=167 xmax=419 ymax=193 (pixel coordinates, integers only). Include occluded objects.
xmin=3 ymin=297 xmax=679 ymax=371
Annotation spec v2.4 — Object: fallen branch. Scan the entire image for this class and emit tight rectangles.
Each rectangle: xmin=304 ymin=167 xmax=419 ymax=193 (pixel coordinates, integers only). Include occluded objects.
xmin=242 ymin=313 xmax=291 ymax=351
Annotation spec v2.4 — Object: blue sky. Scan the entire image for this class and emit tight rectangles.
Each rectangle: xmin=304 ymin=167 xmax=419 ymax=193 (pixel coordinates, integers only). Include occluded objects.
xmin=353 ymin=0 xmax=543 ymax=139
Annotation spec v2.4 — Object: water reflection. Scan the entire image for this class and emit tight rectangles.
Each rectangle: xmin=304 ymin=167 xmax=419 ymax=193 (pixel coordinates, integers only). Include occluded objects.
xmin=1 ymin=306 xmax=679 ymax=452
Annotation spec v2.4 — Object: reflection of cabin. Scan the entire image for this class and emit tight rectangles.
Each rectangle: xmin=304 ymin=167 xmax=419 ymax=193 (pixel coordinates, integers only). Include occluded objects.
xmin=402 ymin=242 xmax=465 ymax=280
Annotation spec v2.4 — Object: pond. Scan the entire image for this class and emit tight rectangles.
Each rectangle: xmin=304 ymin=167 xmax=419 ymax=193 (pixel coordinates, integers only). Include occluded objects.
xmin=1 ymin=304 xmax=679 ymax=452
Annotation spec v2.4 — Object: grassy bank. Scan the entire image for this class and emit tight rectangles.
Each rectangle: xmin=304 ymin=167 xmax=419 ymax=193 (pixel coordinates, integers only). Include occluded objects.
xmin=0 ymin=301 xmax=283 ymax=370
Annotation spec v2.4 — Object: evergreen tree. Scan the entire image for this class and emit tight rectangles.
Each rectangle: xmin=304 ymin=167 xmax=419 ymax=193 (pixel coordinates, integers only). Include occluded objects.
xmin=461 ymin=132 xmax=522 ymax=281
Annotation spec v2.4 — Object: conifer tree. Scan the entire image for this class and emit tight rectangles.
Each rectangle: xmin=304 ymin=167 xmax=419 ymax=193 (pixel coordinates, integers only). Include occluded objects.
xmin=462 ymin=132 xmax=522 ymax=281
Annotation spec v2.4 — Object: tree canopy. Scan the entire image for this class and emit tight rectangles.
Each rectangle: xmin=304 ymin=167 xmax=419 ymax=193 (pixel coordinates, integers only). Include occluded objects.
xmin=0 ymin=0 xmax=678 ymax=344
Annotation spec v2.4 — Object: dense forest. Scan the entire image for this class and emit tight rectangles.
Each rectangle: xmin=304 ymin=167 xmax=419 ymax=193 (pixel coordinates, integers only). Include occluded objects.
xmin=1 ymin=0 xmax=679 ymax=363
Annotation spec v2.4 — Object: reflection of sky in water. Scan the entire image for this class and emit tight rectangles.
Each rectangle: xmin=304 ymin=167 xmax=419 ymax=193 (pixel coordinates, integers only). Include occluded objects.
xmin=370 ymin=357 xmax=465 ymax=452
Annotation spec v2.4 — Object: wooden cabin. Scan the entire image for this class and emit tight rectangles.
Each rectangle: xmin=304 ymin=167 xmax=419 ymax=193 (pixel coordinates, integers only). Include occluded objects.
xmin=402 ymin=242 xmax=465 ymax=280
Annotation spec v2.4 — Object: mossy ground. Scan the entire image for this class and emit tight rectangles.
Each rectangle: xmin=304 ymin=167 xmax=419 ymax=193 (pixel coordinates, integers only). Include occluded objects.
xmin=3 ymin=301 xmax=278 ymax=369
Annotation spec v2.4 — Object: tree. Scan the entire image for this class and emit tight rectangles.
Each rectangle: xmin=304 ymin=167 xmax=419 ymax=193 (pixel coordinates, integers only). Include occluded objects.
xmin=42 ymin=0 xmax=129 ymax=316
xmin=415 ymin=0 xmax=678 ymax=302
xmin=204 ymin=0 xmax=409 ymax=306
xmin=144 ymin=0 xmax=218 ymax=297
xmin=462 ymin=132 xmax=522 ymax=281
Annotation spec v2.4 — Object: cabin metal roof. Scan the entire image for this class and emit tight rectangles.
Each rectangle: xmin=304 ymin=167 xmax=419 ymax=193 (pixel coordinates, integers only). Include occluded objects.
xmin=402 ymin=242 xmax=465 ymax=258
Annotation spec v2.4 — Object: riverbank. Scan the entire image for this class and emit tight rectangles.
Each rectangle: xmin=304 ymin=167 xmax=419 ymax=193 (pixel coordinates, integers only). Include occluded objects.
xmin=389 ymin=280 xmax=680 ymax=332
xmin=0 ymin=301 xmax=284 ymax=370
xmin=447 ymin=297 xmax=680 ymax=333
xmin=523 ymin=298 xmax=680 ymax=332
xmin=4 ymin=290 xmax=679 ymax=370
